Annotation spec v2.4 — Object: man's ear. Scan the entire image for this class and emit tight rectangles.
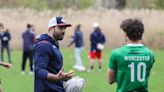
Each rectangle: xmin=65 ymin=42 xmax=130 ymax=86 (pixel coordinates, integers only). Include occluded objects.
xmin=48 ymin=27 xmax=54 ymax=32
xmin=48 ymin=27 xmax=52 ymax=32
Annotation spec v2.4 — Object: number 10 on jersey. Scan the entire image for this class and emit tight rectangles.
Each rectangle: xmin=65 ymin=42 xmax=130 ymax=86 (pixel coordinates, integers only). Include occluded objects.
xmin=128 ymin=62 xmax=146 ymax=82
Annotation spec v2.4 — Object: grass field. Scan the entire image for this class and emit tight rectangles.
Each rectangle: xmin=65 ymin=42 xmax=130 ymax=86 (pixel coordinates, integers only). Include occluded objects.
xmin=0 ymin=48 xmax=164 ymax=92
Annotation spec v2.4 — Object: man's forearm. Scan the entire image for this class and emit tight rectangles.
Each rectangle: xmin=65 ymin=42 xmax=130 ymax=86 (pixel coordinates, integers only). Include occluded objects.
xmin=47 ymin=73 xmax=59 ymax=81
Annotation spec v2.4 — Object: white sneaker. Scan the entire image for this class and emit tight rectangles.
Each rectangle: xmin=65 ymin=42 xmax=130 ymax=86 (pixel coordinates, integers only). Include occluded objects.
xmin=87 ymin=69 xmax=93 ymax=72
xmin=21 ymin=71 xmax=25 ymax=75
xmin=29 ymin=71 xmax=34 ymax=75
xmin=73 ymin=65 xmax=86 ymax=71
xmin=77 ymin=66 xmax=86 ymax=71
xmin=73 ymin=65 xmax=79 ymax=69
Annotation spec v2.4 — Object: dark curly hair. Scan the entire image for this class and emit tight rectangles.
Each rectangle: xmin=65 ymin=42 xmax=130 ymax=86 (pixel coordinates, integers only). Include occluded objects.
xmin=120 ymin=19 xmax=144 ymax=41
xmin=27 ymin=24 xmax=33 ymax=29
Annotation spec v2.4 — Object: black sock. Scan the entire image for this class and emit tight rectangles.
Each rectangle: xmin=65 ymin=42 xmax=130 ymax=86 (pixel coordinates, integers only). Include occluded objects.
xmin=90 ymin=66 xmax=94 ymax=70
xmin=98 ymin=66 xmax=102 ymax=69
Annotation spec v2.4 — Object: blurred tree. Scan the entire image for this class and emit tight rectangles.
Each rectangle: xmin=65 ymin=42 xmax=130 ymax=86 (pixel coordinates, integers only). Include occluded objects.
xmin=0 ymin=0 xmax=163 ymax=10
xmin=77 ymin=0 xmax=93 ymax=9
xmin=95 ymin=0 xmax=116 ymax=9
xmin=137 ymin=0 xmax=155 ymax=9
xmin=46 ymin=0 xmax=63 ymax=9
xmin=64 ymin=0 xmax=78 ymax=9
xmin=94 ymin=0 xmax=102 ymax=9
xmin=20 ymin=0 xmax=47 ymax=10
xmin=156 ymin=0 xmax=164 ymax=9
xmin=126 ymin=0 xmax=155 ymax=9
xmin=126 ymin=0 xmax=140 ymax=9
xmin=115 ymin=0 xmax=126 ymax=9
xmin=0 ymin=0 xmax=19 ymax=7
xmin=102 ymin=0 xmax=116 ymax=9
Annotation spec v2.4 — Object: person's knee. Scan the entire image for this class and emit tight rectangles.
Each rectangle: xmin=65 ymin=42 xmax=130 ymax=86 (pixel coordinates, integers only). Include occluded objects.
xmin=90 ymin=59 xmax=95 ymax=62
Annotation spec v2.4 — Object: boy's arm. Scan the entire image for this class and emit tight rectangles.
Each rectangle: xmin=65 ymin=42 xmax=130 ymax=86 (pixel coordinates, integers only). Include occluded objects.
xmin=107 ymin=50 xmax=117 ymax=85
xmin=107 ymin=68 xmax=116 ymax=84
xmin=0 ymin=62 xmax=12 ymax=68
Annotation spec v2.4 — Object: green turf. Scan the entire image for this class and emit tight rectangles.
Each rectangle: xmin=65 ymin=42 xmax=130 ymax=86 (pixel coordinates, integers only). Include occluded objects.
xmin=0 ymin=48 xmax=163 ymax=92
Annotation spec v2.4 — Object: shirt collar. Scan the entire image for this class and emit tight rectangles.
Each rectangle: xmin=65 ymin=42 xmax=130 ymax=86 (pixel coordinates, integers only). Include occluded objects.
xmin=125 ymin=43 xmax=144 ymax=46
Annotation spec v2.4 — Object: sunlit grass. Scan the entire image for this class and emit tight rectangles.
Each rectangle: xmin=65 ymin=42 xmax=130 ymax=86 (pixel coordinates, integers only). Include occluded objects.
xmin=0 ymin=48 xmax=163 ymax=92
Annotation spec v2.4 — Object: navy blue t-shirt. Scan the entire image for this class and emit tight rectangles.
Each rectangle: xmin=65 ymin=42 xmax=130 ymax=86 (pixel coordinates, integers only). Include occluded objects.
xmin=22 ymin=29 xmax=35 ymax=51
xmin=0 ymin=31 xmax=11 ymax=46
xmin=70 ymin=29 xmax=84 ymax=48
xmin=90 ymin=28 xmax=106 ymax=51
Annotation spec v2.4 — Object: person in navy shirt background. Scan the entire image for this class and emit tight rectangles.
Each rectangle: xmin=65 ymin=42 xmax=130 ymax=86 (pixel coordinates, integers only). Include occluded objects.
xmin=0 ymin=22 xmax=12 ymax=92
xmin=21 ymin=24 xmax=35 ymax=75
xmin=68 ymin=24 xmax=85 ymax=71
xmin=34 ymin=16 xmax=73 ymax=92
xmin=0 ymin=28 xmax=11 ymax=63
xmin=88 ymin=22 xmax=106 ymax=72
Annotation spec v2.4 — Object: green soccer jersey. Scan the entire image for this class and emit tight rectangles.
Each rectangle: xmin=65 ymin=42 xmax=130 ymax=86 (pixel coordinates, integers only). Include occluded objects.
xmin=109 ymin=44 xmax=155 ymax=92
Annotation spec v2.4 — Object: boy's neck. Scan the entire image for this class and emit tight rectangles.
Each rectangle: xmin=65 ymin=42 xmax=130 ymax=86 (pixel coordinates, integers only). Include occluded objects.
xmin=127 ymin=39 xmax=141 ymax=44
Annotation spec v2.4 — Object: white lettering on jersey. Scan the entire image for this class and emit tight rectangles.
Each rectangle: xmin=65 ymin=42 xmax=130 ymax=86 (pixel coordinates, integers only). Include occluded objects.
xmin=124 ymin=56 xmax=150 ymax=62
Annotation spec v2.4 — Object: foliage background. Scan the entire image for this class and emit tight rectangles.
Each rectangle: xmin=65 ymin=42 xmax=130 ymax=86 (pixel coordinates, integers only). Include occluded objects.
xmin=0 ymin=0 xmax=164 ymax=10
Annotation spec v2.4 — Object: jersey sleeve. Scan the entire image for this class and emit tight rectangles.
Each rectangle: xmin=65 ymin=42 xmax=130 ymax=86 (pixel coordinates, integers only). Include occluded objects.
xmin=109 ymin=50 xmax=117 ymax=70
xmin=149 ymin=50 xmax=155 ymax=69
xmin=34 ymin=42 xmax=51 ymax=79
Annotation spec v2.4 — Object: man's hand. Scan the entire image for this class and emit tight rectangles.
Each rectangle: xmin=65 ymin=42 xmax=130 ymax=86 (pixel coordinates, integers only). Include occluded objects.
xmin=47 ymin=67 xmax=74 ymax=81
xmin=56 ymin=67 xmax=74 ymax=81
xmin=0 ymin=62 xmax=12 ymax=69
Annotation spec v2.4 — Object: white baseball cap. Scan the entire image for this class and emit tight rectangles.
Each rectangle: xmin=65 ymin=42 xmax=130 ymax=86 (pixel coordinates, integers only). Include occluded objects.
xmin=92 ymin=22 xmax=99 ymax=28
xmin=48 ymin=16 xmax=72 ymax=28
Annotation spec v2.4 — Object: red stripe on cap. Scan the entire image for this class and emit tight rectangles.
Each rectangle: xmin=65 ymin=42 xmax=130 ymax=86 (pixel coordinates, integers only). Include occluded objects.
xmin=57 ymin=23 xmax=72 ymax=27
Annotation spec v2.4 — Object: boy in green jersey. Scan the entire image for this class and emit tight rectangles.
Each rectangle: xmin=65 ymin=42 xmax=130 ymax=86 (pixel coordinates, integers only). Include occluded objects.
xmin=107 ymin=19 xmax=155 ymax=92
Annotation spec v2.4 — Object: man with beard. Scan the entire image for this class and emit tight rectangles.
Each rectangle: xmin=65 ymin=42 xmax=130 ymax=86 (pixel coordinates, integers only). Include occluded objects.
xmin=34 ymin=16 xmax=74 ymax=92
